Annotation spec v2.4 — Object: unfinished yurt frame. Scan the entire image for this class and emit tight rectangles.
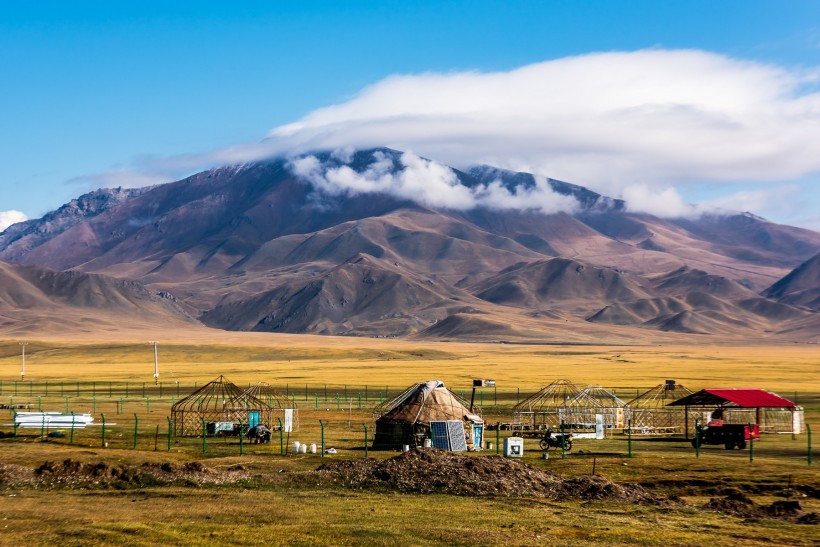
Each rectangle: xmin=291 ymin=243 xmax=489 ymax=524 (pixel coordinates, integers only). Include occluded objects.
xmin=242 ymin=382 xmax=299 ymax=432
xmin=511 ymin=379 xmax=582 ymax=432
xmin=171 ymin=375 xmax=272 ymax=437
xmin=626 ymin=381 xmax=696 ymax=435
xmin=561 ymin=385 xmax=629 ymax=430
xmin=372 ymin=380 xmax=482 ymax=449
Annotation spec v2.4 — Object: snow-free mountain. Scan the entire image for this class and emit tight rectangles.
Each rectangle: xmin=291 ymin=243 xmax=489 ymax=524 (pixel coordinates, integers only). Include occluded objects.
xmin=1 ymin=148 xmax=819 ymax=342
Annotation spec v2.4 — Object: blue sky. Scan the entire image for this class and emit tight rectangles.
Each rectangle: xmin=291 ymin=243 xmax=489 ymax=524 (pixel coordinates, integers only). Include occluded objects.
xmin=2 ymin=1 xmax=819 ymax=229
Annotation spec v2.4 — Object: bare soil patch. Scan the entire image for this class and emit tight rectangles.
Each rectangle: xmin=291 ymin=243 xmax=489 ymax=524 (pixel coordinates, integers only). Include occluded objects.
xmin=316 ymin=448 xmax=663 ymax=504
xmin=703 ymin=492 xmax=818 ymax=524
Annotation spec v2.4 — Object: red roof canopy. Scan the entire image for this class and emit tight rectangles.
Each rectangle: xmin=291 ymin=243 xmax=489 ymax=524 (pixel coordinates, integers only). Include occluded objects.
xmin=667 ymin=388 xmax=796 ymax=408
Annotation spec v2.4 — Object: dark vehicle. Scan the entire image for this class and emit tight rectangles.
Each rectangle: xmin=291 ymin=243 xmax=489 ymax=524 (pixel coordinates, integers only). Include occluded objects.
xmin=692 ymin=423 xmax=760 ymax=450
xmin=539 ymin=429 xmax=573 ymax=451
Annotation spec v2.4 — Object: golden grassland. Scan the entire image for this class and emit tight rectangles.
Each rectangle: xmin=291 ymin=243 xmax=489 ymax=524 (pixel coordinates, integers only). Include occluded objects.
xmin=1 ymin=335 xmax=818 ymax=545
xmin=1 ymin=335 xmax=818 ymax=391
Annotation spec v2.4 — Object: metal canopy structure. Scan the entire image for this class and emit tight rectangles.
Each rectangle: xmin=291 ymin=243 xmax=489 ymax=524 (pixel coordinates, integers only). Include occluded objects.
xmin=171 ymin=375 xmax=272 ymax=437
xmin=562 ymin=385 xmax=629 ymax=429
xmin=667 ymin=388 xmax=796 ymax=408
xmin=667 ymin=388 xmax=802 ymax=435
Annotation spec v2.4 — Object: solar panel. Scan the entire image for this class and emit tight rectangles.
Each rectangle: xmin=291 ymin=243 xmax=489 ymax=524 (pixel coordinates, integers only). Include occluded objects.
xmin=447 ymin=420 xmax=468 ymax=452
xmin=430 ymin=421 xmax=451 ymax=449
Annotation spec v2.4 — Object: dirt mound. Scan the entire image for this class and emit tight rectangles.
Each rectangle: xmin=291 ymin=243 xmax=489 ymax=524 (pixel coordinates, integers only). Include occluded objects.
xmin=317 ymin=449 xmax=660 ymax=504
xmin=704 ymin=493 xmax=817 ymax=523
xmin=552 ymin=476 xmax=663 ymax=504
xmin=27 ymin=458 xmax=248 ymax=489
xmin=317 ymin=449 xmax=560 ymax=496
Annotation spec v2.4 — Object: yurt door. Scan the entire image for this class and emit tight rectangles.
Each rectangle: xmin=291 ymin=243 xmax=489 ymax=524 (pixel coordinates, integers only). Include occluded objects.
xmin=248 ymin=411 xmax=260 ymax=428
xmin=472 ymin=423 xmax=483 ymax=449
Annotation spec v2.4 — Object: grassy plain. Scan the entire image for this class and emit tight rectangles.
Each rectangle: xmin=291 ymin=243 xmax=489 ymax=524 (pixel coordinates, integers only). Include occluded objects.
xmin=0 ymin=335 xmax=818 ymax=545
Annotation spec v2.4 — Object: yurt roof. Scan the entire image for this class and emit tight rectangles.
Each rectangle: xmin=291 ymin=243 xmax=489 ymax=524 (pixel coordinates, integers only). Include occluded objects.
xmin=513 ymin=379 xmax=581 ymax=412
xmin=242 ymin=382 xmax=295 ymax=409
xmin=376 ymin=380 xmax=479 ymax=425
xmin=627 ymin=382 xmax=694 ymax=409
xmin=566 ymin=385 xmax=629 ymax=408
xmin=172 ymin=375 xmax=268 ymax=412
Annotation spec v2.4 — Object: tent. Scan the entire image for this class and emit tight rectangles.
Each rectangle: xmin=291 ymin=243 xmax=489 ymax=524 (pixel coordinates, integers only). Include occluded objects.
xmin=372 ymin=380 xmax=482 ymax=449
xmin=667 ymin=388 xmax=803 ymax=434
xmin=171 ymin=375 xmax=272 ymax=437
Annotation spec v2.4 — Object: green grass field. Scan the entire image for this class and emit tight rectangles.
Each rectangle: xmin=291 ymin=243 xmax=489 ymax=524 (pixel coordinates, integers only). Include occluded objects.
xmin=0 ymin=339 xmax=817 ymax=545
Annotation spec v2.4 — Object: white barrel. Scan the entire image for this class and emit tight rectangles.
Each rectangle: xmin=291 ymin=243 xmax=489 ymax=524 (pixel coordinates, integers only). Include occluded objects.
xmin=423 ymin=438 xmax=432 ymax=448
xmin=292 ymin=441 xmax=301 ymax=453
xmin=300 ymin=443 xmax=308 ymax=454
xmin=402 ymin=444 xmax=410 ymax=452
xmin=309 ymin=443 xmax=317 ymax=454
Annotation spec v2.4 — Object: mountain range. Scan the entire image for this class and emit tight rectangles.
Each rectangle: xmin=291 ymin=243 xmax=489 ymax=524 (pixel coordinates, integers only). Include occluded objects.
xmin=1 ymin=148 xmax=818 ymax=343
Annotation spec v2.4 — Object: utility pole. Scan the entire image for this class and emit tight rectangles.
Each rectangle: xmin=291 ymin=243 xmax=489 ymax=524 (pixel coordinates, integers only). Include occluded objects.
xmin=19 ymin=342 xmax=28 ymax=381
xmin=150 ymin=341 xmax=159 ymax=384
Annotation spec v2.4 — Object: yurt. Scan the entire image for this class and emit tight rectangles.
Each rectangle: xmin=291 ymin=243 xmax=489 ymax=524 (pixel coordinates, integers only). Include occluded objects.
xmin=372 ymin=380 xmax=483 ymax=449
xmin=171 ymin=375 xmax=272 ymax=437
xmin=511 ymin=379 xmax=581 ymax=431
xmin=242 ymin=382 xmax=299 ymax=432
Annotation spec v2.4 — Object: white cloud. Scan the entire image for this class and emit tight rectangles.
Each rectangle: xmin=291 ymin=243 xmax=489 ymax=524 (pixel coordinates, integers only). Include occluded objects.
xmin=71 ymin=49 xmax=820 ymax=223
xmin=700 ymin=185 xmax=802 ymax=216
xmin=0 ymin=210 xmax=28 ymax=231
xmin=622 ymin=185 xmax=698 ymax=218
xmin=289 ymin=150 xmax=580 ymax=213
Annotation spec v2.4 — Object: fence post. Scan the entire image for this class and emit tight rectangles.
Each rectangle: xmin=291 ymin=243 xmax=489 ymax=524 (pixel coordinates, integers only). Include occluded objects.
xmin=808 ymin=424 xmax=813 ymax=466
xmin=560 ymin=419 xmax=566 ymax=459
xmin=749 ymin=423 xmax=754 ymax=463
xmin=314 ymin=393 xmax=318 ymax=411
xmin=362 ymin=422 xmax=368 ymax=458
xmin=277 ymin=417 xmax=284 ymax=455
xmin=119 ymin=396 xmax=123 ymax=415
xmin=320 ymin=420 xmax=325 ymax=458
xmin=627 ymin=418 xmax=633 ymax=458
xmin=93 ymin=396 xmax=96 ymax=415
xmin=65 ymin=397 xmax=69 ymax=414
xmin=238 ymin=418 xmax=244 ymax=456
xmin=496 ymin=423 xmax=500 ymax=455
xmin=133 ymin=414 xmax=139 ymax=450
xmin=101 ymin=414 xmax=106 ymax=447
xmin=70 ymin=412 xmax=75 ymax=444
xmin=695 ymin=418 xmax=700 ymax=457
xmin=37 ymin=396 xmax=41 ymax=412
xmin=167 ymin=416 xmax=172 ymax=451
xmin=12 ymin=410 xmax=17 ymax=438
xmin=201 ymin=418 xmax=207 ymax=455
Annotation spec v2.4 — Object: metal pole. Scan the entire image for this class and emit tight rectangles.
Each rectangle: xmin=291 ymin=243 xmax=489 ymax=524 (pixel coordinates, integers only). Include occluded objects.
xmin=239 ymin=418 xmax=244 ymax=456
xmin=496 ymin=423 xmax=500 ymax=455
xmin=314 ymin=393 xmax=318 ymax=411
xmin=320 ymin=420 xmax=325 ymax=458
xmin=151 ymin=341 xmax=159 ymax=385
xmin=695 ymin=418 xmax=700 ymax=457
xmin=627 ymin=418 xmax=633 ymax=458
xmin=560 ymin=419 xmax=565 ymax=459
xmin=167 ymin=416 xmax=172 ymax=451
xmin=201 ymin=418 xmax=207 ymax=454
xmin=19 ymin=342 xmax=27 ymax=381
xmin=277 ymin=417 xmax=284 ymax=455
xmin=13 ymin=410 xmax=18 ymax=438
xmin=362 ymin=422 xmax=368 ymax=458
xmin=70 ymin=413 xmax=75 ymax=444
xmin=133 ymin=414 xmax=139 ymax=450
xmin=808 ymin=424 xmax=813 ymax=466
xmin=101 ymin=414 xmax=106 ymax=447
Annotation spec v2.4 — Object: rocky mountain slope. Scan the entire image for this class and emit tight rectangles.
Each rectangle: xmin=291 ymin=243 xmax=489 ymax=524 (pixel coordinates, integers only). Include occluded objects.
xmin=1 ymin=148 xmax=818 ymax=342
